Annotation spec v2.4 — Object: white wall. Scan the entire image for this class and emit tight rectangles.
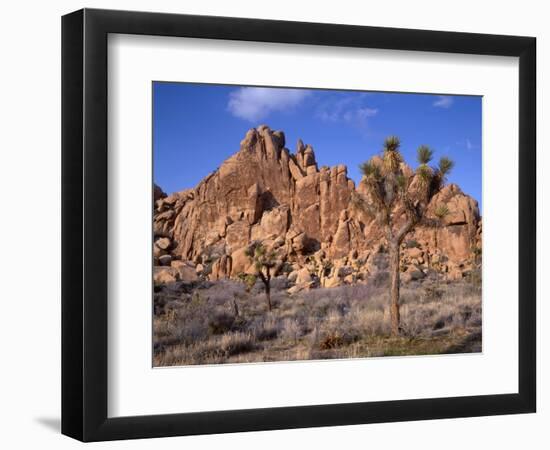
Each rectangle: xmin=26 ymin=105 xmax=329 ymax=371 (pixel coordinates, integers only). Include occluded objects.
xmin=0 ymin=1 xmax=546 ymax=448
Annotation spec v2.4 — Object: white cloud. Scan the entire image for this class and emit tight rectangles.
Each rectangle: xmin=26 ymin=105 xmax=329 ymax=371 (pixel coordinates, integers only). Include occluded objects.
xmin=433 ymin=95 xmax=454 ymax=108
xmin=356 ymin=107 xmax=379 ymax=120
xmin=317 ymin=95 xmax=378 ymax=127
xmin=456 ymin=138 xmax=478 ymax=151
xmin=227 ymin=87 xmax=310 ymax=122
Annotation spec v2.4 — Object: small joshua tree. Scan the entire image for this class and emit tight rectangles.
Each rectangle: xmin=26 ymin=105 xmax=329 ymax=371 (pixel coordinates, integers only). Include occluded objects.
xmin=354 ymin=136 xmax=454 ymax=335
xmin=244 ymin=241 xmax=277 ymax=311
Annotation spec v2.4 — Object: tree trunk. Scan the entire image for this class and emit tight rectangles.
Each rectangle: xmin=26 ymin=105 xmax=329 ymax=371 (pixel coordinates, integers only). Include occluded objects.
xmin=264 ymin=282 xmax=271 ymax=311
xmin=389 ymin=241 xmax=401 ymax=336
xmin=264 ymin=268 xmax=272 ymax=311
xmin=257 ymin=269 xmax=272 ymax=311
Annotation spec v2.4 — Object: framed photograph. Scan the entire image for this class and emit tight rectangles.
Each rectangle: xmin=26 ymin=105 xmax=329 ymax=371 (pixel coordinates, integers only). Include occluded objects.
xmin=62 ymin=8 xmax=536 ymax=442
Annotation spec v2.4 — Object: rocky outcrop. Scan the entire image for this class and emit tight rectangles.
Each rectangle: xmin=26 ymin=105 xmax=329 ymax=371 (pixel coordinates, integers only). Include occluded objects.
xmin=154 ymin=184 xmax=166 ymax=202
xmin=153 ymin=126 xmax=481 ymax=286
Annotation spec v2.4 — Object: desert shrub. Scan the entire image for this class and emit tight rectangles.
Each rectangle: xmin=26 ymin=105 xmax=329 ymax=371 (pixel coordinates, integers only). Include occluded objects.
xmin=319 ymin=331 xmax=358 ymax=350
xmin=270 ymin=276 xmax=290 ymax=291
xmin=464 ymin=268 xmax=482 ymax=288
xmin=466 ymin=308 xmax=482 ymax=327
xmin=312 ymin=296 xmax=333 ymax=316
xmin=370 ymin=270 xmax=390 ymax=288
xmin=302 ymin=283 xmax=369 ymax=303
xmin=250 ymin=315 xmax=279 ymax=341
xmin=186 ymin=342 xmax=226 ymax=364
xmin=280 ymin=318 xmax=301 ymax=343
xmin=255 ymin=326 xmax=278 ymax=341
xmin=399 ymin=303 xmax=438 ymax=335
xmin=153 ymin=293 xmax=167 ymax=315
xmin=421 ymin=284 xmax=444 ymax=302
xmin=353 ymin=308 xmax=388 ymax=335
xmin=174 ymin=320 xmax=208 ymax=347
xmin=319 ymin=333 xmax=344 ymax=350
xmin=398 ymin=288 xmax=419 ymax=306
xmin=207 ymin=310 xmax=235 ymax=335
xmin=219 ymin=332 xmax=256 ymax=356
xmin=431 ymin=303 xmax=460 ymax=331
xmin=203 ymin=280 xmax=246 ymax=306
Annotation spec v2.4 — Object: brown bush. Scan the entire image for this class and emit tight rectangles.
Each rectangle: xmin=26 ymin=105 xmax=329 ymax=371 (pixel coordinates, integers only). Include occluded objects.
xmin=208 ymin=311 xmax=235 ymax=335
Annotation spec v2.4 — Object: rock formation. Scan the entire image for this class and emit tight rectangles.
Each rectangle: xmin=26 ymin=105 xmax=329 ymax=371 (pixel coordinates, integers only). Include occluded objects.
xmin=153 ymin=125 xmax=481 ymax=288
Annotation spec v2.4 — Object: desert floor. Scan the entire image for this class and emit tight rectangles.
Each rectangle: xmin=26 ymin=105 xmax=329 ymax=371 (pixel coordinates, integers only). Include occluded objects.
xmin=153 ymin=278 xmax=481 ymax=367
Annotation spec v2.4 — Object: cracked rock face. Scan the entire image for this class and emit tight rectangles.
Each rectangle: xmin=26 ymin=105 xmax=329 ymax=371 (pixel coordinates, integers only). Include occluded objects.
xmin=154 ymin=126 xmax=481 ymax=284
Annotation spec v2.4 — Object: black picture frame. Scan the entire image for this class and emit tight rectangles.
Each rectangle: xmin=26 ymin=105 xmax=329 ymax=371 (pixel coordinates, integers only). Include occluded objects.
xmin=62 ymin=8 xmax=536 ymax=442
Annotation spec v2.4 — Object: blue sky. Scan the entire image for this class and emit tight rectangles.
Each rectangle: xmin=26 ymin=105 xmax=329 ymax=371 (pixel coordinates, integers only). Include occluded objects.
xmin=153 ymin=83 xmax=482 ymax=211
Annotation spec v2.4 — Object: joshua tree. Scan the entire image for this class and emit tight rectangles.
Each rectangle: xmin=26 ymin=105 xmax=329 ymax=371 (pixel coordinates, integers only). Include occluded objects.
xmin=244 ymin=241 xmax=277 ymax=311
xmin=354 ymin=136 xmax=454 ymax=335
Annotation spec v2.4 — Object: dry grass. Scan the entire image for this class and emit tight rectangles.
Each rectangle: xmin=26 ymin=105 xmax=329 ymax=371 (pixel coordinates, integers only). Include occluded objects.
xmin=153 ymin=279 xmax=481 ymax=367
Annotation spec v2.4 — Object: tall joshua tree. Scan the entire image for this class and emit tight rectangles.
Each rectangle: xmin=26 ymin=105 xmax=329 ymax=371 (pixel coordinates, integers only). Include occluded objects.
xmin=244 ymin=241 xmax=277 ymax=311
xmin=354 ymin=136 xmax=454 ymax=335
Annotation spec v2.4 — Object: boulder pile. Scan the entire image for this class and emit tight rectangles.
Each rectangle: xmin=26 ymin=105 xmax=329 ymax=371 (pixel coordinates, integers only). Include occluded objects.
xmin=153 ymin=125 xmax=481 ymax=289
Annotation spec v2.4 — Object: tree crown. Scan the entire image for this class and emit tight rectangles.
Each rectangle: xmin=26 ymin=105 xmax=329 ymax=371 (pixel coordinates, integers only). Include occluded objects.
xmin=245 ymin=241 xmax=277 ymax=272
xmin=417 ymin=145 xmax=433 ymax=165
xmin=356 ymin=136 xmax=454 ymax=242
